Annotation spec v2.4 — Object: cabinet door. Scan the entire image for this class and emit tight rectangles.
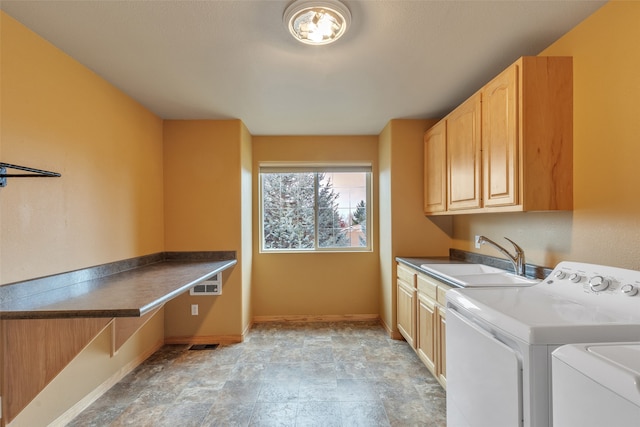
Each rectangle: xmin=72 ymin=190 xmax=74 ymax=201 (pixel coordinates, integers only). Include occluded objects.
xmin=482 ymin=63 xmax=519 ymax=207
xmin=437 ymin=307 xmax=447 ymax=387
xmin=397 ymin=280 xmax=416 ymax=348
xmin=417 ymin=293 xmax=436 ymax=374
xmin=423 ymin=121 xmax=447 ymax=214
xmin=447 ymin=93 xmax=482 ymax=210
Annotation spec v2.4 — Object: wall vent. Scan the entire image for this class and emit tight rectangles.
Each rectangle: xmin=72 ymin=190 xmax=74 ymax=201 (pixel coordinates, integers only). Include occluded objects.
xmin=189 ymin=273 xmax=222 ymax=296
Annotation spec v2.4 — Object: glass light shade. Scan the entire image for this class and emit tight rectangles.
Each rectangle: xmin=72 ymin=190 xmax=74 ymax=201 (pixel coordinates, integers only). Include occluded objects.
xmin=284 ymin=0 xmax=351 ymax=45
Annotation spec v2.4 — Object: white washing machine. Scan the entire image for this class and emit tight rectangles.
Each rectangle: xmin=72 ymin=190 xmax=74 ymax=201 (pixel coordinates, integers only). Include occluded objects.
xmin=552 ymin=342 xmax=640 ymax=427
xmin=446 ymin=261 xmax=640 ymax=427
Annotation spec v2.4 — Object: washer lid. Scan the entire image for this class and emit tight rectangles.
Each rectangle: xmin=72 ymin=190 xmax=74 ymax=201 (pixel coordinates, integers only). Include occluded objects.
xmin=553 ymin=343 xmax=640 ymax=406
xmin=447 ymin=286 xmax=640 ymax=344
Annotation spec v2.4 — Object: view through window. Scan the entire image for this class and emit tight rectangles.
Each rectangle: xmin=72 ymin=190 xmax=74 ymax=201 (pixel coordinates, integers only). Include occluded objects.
xmin=260 ymin=166 xmax=371 ymax=251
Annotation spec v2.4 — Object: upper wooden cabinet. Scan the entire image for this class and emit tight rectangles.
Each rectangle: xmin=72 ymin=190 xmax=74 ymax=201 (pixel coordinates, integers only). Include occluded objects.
xmin=424 ymin=56 xmax=573 ymax=215
xmin=482 ymin=63 xmax=518 ymax=208
xmin=447 ymin=93 xmax=482 ymax=211
xmin=423 ymin=121 xmax=447 ymax=214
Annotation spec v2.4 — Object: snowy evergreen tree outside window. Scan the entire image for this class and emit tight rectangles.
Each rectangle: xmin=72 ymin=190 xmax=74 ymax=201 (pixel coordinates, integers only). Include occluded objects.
xmin=261 ymin=167 xmax=370 ymax=251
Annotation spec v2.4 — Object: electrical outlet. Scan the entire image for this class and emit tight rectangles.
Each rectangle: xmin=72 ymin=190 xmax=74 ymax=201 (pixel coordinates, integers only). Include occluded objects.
xmin=475 ymin=235 xmax=481 ymax=249
xmin=191 ymin=304 xmax=198 ymax=316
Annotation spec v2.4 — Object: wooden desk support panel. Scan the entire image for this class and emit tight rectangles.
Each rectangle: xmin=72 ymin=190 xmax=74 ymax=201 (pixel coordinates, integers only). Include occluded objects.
xmin=0 ymin=252 xmax=237 ymax=425
xmin=2 ymin=317 xmax=111 ymax=424
xmin=112 ymin=307 xmax=161 ymax=355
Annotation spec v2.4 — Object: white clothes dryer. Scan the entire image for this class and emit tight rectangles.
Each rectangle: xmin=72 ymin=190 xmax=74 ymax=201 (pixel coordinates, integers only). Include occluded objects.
xmin=552 ymin=342 xmax=640 ymax=427
xmin=446 ymin=261 xmax=640 ymax=427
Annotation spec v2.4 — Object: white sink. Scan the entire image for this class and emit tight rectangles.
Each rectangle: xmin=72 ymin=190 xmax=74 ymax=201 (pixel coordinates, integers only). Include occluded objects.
xmin=419 ymin=263 xmax=540 ymax=287
xmin=420 ymin=263 xmax=505 ymax=276
xmin=454 ymin=273 xmax=540 ymax=287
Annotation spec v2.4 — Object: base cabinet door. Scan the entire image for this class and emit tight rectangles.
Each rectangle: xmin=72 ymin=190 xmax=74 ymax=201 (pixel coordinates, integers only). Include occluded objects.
xmin=436 ymin=308 xmax=447 ymax=387
xmin=397 ymin=263 xmax=451 ymax=389
xmin=417 ymin=293 xmax=437 ymax=373
xmin=397 ymin=279 xmax=416 ymax=348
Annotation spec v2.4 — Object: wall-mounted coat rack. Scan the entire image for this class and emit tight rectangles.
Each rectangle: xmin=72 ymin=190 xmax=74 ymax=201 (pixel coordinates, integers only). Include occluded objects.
xmin=0 ymin=162 xmax=61 ymax=187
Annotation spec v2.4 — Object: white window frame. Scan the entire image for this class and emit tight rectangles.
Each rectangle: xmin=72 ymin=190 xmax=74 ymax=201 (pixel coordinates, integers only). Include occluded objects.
xmin=259 ymin=162 xmax=372 ymax=253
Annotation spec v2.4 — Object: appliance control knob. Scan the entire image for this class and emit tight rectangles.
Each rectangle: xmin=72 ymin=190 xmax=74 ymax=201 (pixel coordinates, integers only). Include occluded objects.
xmin=589 ymin=276 xmax=610 ymax=292
xmin=621 ymin=284 xmax=638 ymax=297
xmin=554 ymin=271 xmax=567 ymax=280
xmin=569 ymin=273 xmax=582 ymax=283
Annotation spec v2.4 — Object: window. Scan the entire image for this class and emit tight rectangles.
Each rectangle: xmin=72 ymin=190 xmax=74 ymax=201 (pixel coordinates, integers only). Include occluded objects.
xmin=260 ymin=164 xmax=371 ymax=252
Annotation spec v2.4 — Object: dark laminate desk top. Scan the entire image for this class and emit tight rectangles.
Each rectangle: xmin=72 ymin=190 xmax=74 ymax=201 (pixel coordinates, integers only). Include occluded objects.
xmin=0 ymin=258 xmax=236 ymax=320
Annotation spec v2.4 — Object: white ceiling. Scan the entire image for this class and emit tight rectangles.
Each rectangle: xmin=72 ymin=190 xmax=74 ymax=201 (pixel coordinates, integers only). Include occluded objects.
xmin=1 ymin=0 xmax=605 ymax=135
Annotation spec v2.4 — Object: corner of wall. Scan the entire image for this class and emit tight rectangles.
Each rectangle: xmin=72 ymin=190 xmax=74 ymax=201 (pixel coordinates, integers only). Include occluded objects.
xmin=379 ymin=118 xmax=453 ymax=338
xmin=240 ymin=121 xmax=253 ymax=334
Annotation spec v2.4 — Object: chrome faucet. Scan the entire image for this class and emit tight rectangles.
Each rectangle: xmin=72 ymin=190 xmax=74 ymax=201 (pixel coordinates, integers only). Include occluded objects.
xmin=477 ymin=236 xmax=526 ymax=277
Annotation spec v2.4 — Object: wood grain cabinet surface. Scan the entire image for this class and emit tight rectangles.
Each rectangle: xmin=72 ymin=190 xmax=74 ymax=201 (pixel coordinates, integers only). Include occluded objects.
xmin=424 ymin=56 xmax=573 ymax=215
xmin=396 ymin=264 xmax=417 ymax=349
xmin=446 ymin=93 xmax=482 ymax=211
xmin=423 ymin=120 xmax=447 ymax=214
xmin=397 ymin=262 xmax=451 ymax=389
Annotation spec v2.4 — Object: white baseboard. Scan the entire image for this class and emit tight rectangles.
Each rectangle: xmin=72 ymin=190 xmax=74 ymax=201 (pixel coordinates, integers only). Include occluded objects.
xmin=47 ymin=339 xmax=164 ymax=427
xmin=164 ymin=335 xmax=244 ymax=345
xmin=252 ymin=314 xmax=380 ymax=323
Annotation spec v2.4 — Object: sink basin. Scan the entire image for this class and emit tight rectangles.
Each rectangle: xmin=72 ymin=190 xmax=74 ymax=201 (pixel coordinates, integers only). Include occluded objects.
xmin=454 ymin=273 xmax=540 ymax=287
xmin=419 ymin=263 xmax=540 ymax=287
xmin=420 ymin=263 xmax=505 ymax=276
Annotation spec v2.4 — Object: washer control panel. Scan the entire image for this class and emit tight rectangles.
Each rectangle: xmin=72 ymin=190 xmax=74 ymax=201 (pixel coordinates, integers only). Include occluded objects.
xmin=546 ymin=261 xmax=640 ymax=298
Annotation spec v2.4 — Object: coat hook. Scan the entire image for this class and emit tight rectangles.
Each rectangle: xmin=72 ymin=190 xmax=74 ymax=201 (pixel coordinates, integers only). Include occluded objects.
xmin=0 ymin=162 xmax=61 ymax=187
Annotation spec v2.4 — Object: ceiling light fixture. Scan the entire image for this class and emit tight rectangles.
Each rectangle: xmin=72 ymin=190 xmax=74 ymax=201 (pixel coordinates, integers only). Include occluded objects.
xmin=284 ymin=0 xmax=351 ymax=46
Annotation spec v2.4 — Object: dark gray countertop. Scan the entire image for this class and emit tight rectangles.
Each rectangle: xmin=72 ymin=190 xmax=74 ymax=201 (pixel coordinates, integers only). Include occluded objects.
xmin=0 ymin=256 xmax=236 ymax=320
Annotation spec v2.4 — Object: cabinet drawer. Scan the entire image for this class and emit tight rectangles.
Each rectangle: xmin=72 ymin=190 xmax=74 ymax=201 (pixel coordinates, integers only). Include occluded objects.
xmin=397 ymin=264 xmax=417 ymax=287
xmin=437 ymin=283 xmax=453 ymax=306
xmin=418 ymin=291 xmax=436 ymax=309
xmin=417 ymin=274 xmax=438 ymax=300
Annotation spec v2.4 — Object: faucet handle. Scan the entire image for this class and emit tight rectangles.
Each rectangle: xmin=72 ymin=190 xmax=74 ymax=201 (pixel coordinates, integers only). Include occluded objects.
xmin=503 ymin=237 xmax=526 ymax=276
xmin=503 ymin=237 xmax=524 ymax=255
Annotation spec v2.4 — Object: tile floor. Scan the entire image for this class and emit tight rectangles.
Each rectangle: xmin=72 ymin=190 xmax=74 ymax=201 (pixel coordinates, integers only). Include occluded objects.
xmin=68 ymin=321 xmax=446 ymax=426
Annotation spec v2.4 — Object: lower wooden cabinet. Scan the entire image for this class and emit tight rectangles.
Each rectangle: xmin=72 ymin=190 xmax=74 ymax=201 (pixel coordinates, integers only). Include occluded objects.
xmin=436 ymin=306 xmax=447 ymax=386
xmin=397 ymin=262 xmax=451 ymax=389
xmin=417 ymin=292 xmax=436 ymax=373
xmin=397 ymin=278 xmax=416 ymax=349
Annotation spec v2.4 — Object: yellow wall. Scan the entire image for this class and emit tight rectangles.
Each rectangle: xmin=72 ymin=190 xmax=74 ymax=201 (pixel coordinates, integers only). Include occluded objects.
xmin=0 ymin=11 xmax=165 ymax=426
xmin=452 ymin=1 xmax=640 ymax=270
xmin=378 ymin=124 xmax=393 ymax=330
xmin=378 ymin=120 xmax=453 ymax=334
xmin=0 ymin=13 xmax=165 ymax=284
xmin=162 ymin=120 xmax=247 ymax=338
xmin=251 ymin=135 xmax=380 ymax=318
xmin=240 ymin=124 xmax=253 ymax=333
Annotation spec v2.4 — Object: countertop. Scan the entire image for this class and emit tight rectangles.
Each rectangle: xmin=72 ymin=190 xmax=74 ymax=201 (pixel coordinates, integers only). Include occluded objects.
xmin=396 ymin=256 xmax=474 ymax=288
xmin=396 ymin=250 xmax=552 ymax=287
xmin=0 ymin=257 xmax=236 ymax=319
